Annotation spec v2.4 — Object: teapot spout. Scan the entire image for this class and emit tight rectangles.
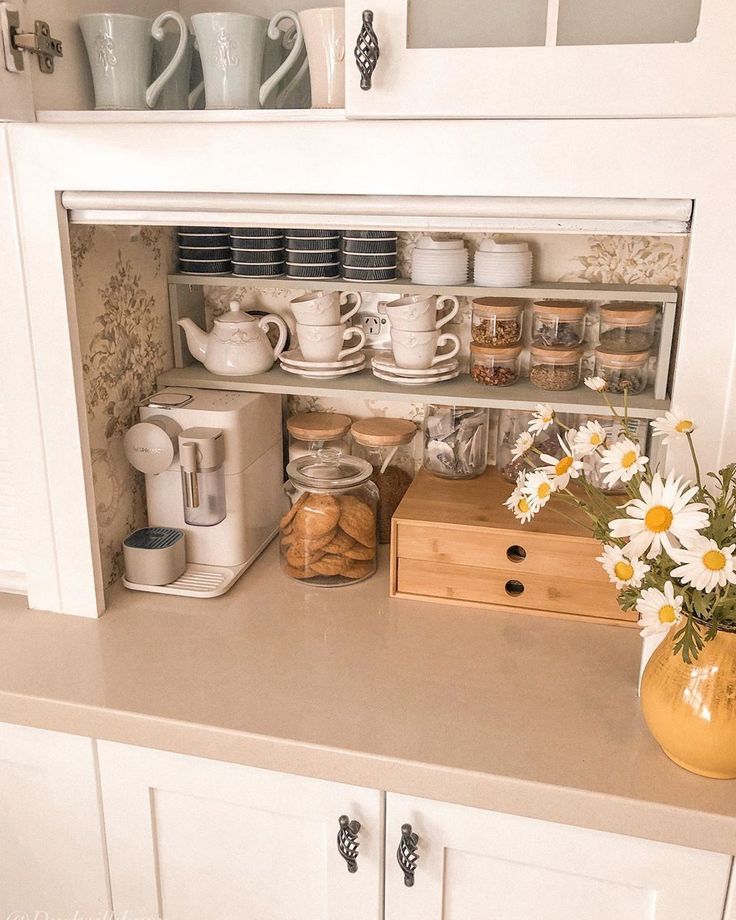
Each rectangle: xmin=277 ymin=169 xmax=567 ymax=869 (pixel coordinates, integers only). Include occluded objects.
xmin=177 ymin=318 xmax=208 ymax=363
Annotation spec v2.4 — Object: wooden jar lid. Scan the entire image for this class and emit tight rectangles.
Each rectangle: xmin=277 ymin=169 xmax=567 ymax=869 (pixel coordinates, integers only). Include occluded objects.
xmin=533 ymin=300 xmax=589 ymax=319
xmin=470 ymin=342 xmax=523 ymax=358
xmin=351 ymin=417 xmax=417 ymax=447
xmin=595 ymin=347 xmax=650 ymax=366
xmin=471 ymin=297 xmax=526 ymax=316
xmin=530 ymin=343 xmax=584 ymax=362
xmin=287 ymin=412 xmax=352 ymax=441
xmin=599 ymin=302 xmax=657 ymax=325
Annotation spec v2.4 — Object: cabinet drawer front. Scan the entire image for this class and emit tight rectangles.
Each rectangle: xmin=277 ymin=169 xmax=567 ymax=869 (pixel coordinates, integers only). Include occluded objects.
xmin=395 ymin=522 xmax=609 ymax=583
xmin=396 ymin=557 xmax=631 ymax=623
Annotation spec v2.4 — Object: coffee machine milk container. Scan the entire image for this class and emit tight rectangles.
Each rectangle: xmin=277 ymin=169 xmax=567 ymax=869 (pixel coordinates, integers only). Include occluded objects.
xmin=124 ymin=388 xmax=283 ymax=596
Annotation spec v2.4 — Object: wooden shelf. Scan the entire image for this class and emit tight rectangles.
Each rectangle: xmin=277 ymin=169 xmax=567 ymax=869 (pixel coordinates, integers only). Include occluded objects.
xmin=168 ymin=274 xmax=678 ymax=303
xmin=157 ymin=363 xmax=669 ymax=419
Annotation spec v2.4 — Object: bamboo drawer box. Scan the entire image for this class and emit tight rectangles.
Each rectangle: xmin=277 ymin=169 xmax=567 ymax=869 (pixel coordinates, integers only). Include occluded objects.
xmin=390 ymin=468 xmax=635 ymax=626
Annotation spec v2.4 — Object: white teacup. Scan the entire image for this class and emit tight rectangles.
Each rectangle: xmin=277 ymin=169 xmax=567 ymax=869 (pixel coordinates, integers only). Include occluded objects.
xmin=385 ymin=294 xmax=459 ymax=332
xmin=297 ymin=323 xmax=366 ymax=362
xmin=290 ymin=291 xmax=362 ymax=326
xmin=390 ymin=329 xmax=460 ymax=370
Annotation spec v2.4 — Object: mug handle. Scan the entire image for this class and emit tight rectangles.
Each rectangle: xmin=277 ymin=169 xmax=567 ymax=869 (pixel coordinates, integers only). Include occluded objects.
xmin=146 ymin=11 xmax=188 ymax=109
xmin=260 ymin=10 xmax=304 ymax=108
xmin=188 ymin=81 xmax=205 ymax=109
xmin=435 ymin=295 xmax=459 ymax=329
xmin=431 ymin=333 xmax=460 ymax=366
xmin=339 ymin=292 xmax=363 ymax=323
xmin=259 ymin=314 xmax=289 ymax=360
xmin=276 ymin=21 xmax=309 ymax=108
xmin=338 ymin=327 xmax=366 ymax=361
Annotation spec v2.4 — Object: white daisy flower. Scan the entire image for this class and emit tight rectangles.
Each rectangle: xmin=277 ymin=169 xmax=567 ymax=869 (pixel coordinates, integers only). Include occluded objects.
xmin=572 ymin=420 xmax=607 ymax=457
xmin=608 ymin=472 xmax=708 ymax=561
xmin=584 ymin=376 xmax=608 ymax=392
xmin=523 ymin=470 xmax=555 ymax=512
xmin=528 ymin=404 xmax=555 ymax=436
xmin=539 ymin=436 xmax=584 ymax=490
xmin=511 ymin=431 xmax=534 ymax=460
xmin=597 ymin=438 xmax=648 ymax=488
xmin=670 ymin=536 xmax=736 ymax=593
xmin=504 ymin=487 xmax=535 ymax=523
xmin=636 ymin=581 xmax=684 ymax=638
xmin=651 ymin=411 xmax=696 ymax=445
xmin=596 ymin=544 xmax=650 ymax=590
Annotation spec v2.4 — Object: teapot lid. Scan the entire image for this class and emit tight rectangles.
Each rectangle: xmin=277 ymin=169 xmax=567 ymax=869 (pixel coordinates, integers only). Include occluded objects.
xmin=215 ymin=301 xmax=257 ymax=324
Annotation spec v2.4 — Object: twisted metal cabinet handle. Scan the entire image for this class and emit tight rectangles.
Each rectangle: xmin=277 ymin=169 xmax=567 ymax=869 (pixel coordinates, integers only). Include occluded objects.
xmin=397 ymin=823 xmax=419 ymax=887
xmin=337 ymin=815 xmax=361 ymax=873
xmin=354 ymin=10 xmax=380 ymax=90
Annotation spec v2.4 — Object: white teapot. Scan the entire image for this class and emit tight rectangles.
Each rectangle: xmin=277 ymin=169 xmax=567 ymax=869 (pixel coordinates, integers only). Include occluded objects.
xmin=178 ymin=301 xmax=288 ymax=376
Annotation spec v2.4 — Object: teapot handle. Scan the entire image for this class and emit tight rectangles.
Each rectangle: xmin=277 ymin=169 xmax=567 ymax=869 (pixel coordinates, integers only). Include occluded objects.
xmin=259 ymin=314 xmax=288 ymax=359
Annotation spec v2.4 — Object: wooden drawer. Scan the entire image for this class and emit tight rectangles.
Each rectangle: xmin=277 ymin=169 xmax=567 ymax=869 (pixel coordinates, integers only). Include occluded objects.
xmin=395 ymin=557 xmax=635 ymax=625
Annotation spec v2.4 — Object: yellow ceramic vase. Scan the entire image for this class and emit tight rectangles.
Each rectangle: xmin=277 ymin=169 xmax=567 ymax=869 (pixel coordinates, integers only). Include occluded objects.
xmin=641 ymin=624 xmax=736 ymax=779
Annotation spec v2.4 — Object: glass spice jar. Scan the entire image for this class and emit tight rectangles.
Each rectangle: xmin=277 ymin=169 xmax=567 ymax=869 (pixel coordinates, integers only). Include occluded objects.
xmin=423 ymin=405 xmax=489 ymax=480
xmin=495 ymin=409 xmax=579 ymax=483
xmin=470 ymin=343 xmax=522 ymax=386
xmin=471 ymin=297 xmax=524 ymax=346
xmin=594 ymin=347 xmax=650 ymax=395
xmin=287 ymin=411 xmax=352 ymax=461
xmin=529 ymin=344 xmax=583 ymax=390
xmin=598 ymin=302 xmax=657 ymax=352
xmin=350 ymin=417 xmax=417 ymax=544
xmin=532 ymin=300 xmax=589 ymax=347
xmin=280 ymin=449 xmax=378 ymax=586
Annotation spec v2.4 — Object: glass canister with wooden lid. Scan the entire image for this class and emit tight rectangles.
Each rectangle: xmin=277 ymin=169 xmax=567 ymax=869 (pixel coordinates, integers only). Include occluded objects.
xmin=471 ymin=297 xmax=525 ymax=346
xmin=350 ymin=417 xmax=417 ymax=544
xmin=598 ymin=302 xmax=657 ymax=352
xmin=594 ymin=347 xmax=650 ymax=395
xmin=532 ymin=299 xmax=589 ymax=347
xmin=287 ymin=411 xmax=352 ymax=461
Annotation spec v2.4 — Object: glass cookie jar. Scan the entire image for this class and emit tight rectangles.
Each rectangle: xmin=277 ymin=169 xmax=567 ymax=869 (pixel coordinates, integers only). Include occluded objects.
xmin=423 ymin=405 xmax=489 ymax=480
xmin=594 ymin=348 xmax=650 ymax=395
xmin=350 ymin=417 xmax=417 ymax=544
xmin=532 ymin=300 xmax=589 ymax=347
xmin=529 ymin=344 xmax=583 ymax=391
xmin=280 ymin=450 xmax=378 ymax=586
xmin=470 ymin=343 xmax=522 ymax=386
xmin=287 ymin=411 xmax=352 ymax=461
xmin=598 ymin=302 xmax=657 ymax=352
xmin=471 ymin=297 xmax=524 ymax=346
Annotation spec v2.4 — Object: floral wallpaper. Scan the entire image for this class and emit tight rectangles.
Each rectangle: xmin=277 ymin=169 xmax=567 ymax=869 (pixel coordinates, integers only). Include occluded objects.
xmin=72 ymin=225 xmax=176 ymax=589
xmin=73 ymin=226 xmax=686 ymax=589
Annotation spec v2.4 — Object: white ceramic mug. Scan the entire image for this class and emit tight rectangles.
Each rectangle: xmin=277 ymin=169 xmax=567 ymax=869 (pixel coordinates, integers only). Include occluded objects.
xmin=290 ymin=291 xmax=362 ymax=326
xmin=385 ymin=294 xmax=459 ymax=332
xmin=299 ymin=7 xmax=345 ymax=108
xmin=297 ymin=323 xmax=366 ymax=362
xmin=390 ymin=329 xmax=460 ymax=370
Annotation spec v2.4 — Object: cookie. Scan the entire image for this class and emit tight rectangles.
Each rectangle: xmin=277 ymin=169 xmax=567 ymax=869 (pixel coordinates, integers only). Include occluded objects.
xmin=283 ymin=563 xmax=314 ymax=580
xmin=309 ymin=553 xmax=349 ymax=577
xmin=342 ymin=559 xmax=373 ymax=580
xmin=292 ymin=493 xmax=341 ymax=540
xmin=321 ymin=529 xmax=355 ymax=555
xmin=344 ymin=542 xmax=375 ymax=561
xmin=338 ymin=494 xmax=377 ymax=548
xmin=304 ymin=529 xmax=337 ymax=552
xmin=286 ymin=544 xmax=326 ymax=568
xmin=280 ymin=492 xmax=308 ymax=530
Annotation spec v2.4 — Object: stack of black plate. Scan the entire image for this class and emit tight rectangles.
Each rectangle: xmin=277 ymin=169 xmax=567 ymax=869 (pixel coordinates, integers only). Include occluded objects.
xmin=177 ymin=226 xmax=232 ymax=275
xmin=286 ymin=230 xmax=341 ymax=279
xmin=230 ymin=229 xmax=285 ymax=277
xmin=342 ymin=231 xmax=398 ymax=282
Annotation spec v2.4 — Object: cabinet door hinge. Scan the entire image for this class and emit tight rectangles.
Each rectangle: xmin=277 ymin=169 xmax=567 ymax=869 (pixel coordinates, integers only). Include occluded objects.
xmin=1 ymin=6 xmax=62 ymax=74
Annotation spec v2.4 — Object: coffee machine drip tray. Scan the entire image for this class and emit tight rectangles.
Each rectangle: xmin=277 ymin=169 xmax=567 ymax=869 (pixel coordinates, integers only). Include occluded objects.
xmin=123 ymin=561 xmax=247 ymax=598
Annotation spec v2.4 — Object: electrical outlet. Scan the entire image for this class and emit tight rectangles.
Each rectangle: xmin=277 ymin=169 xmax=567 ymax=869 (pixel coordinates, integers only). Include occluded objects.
xmin=354 ymin=293 xmax=396 ymax=351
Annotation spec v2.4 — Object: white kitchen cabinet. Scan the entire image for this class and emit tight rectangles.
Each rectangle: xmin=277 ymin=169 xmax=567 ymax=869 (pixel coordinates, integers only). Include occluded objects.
xmin=344 ymin=0 xmax=736 ymax=118
xmin=97 ymin=740 xmax=383 ymax=920
xmin=0 ymin=721 xmax=111 ymax=915
xmin=384 ymin=793 xmax=732 ymax=920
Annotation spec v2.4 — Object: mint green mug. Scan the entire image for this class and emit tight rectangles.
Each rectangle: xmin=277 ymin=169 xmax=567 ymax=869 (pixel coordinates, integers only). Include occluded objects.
xmin=80 ymin=11 xmax=188 ymax=111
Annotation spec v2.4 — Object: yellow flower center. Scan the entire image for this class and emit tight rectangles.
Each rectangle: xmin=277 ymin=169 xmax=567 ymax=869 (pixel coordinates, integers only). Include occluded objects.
xmin=658 ymin=604 xmax=677 ymax=624
xmin=644 ymin=505 xmax=673 ymax=533
xmin=590 ymin=433 xmax=603 ymax=446
xmin=614 ymin=561 xmax=634 ymax=581
xmin=621 ymin=450 xmax=638 ymax=469
xmin=703 ymin=549 xmax=726 ymax=571
xmin=555 ymin=456 xmax=573 ymax=476
xmin=675 ymin=419 xmax=694 ymax=433
xmin=537 ymin=483 xmax=551 ymax=499
xmin=518 ymin=498 xmax=530 ymax=514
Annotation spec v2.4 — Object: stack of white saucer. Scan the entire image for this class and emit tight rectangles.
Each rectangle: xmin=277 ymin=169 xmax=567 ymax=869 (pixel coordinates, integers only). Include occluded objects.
xmin=411 ymin=236 xmax=469 ymax=285
xmin=473 ymin=239 xmax=533 ymax=286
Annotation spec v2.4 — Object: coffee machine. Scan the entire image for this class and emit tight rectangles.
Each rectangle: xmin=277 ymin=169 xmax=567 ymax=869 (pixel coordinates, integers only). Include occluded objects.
xmin=123 ymin=387 xmax=283 ymax=597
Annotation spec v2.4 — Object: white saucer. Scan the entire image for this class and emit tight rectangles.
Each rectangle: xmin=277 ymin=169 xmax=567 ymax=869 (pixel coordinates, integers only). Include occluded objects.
xmin=280 ymin=347 xmax=365 ymax=370
xmin=371 ymin=367 xmax=460 ymax=387
xmin=280 ymin=361 xmax=366 ymax=379
xmin=371 ymin=355 xmax=459 ymax=377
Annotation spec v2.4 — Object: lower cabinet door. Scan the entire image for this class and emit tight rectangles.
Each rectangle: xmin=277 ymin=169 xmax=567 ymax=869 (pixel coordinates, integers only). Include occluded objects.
xmin=0 ymin=722 xmax=110 ymax=916
xmin=385 ymin=793 xmax=732 ymax=920
xmin=97 ymin=741 xmax=383 ymax=920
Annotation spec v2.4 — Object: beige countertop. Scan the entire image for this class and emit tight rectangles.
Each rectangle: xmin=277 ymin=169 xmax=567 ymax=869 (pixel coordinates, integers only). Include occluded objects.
xmin=0 ymin=543 xmax=735 ymax=854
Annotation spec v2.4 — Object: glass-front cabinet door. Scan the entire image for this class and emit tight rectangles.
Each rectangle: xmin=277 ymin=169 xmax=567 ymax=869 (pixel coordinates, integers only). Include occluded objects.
xmin=345 ymin=0 xmax=736 ymax=118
